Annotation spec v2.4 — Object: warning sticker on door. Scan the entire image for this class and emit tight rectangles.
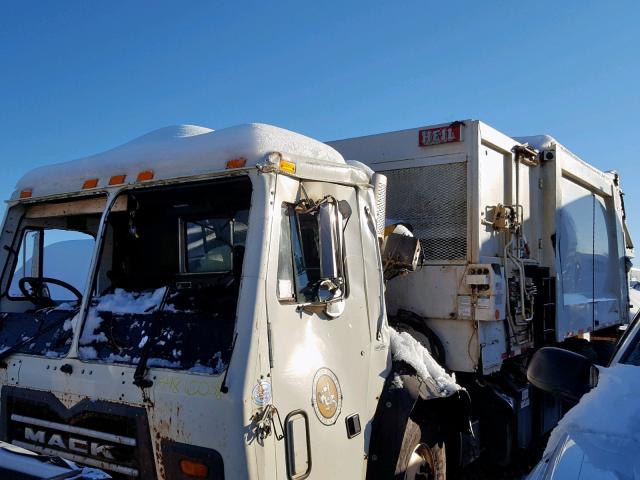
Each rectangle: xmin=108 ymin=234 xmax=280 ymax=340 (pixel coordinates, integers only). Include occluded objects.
xmin=477 ymin=295 xmax=491 ymax=309
xmin=458 ymin=296 xmax=472 ymax=318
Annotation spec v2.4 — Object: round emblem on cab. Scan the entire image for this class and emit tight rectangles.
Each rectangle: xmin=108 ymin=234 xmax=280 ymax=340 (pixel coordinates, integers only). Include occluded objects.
xmin=312 ymin=368 xmax=342 ymax=425
xmin=252 ymin=380 xmax=272 ymax=407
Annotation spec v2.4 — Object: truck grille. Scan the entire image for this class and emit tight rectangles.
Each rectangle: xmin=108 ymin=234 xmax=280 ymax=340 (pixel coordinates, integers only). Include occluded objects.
xmin=1 ymin=387 xmax=155 ymax=479
xmin=383 ymin=162 xmax=468 ymax=261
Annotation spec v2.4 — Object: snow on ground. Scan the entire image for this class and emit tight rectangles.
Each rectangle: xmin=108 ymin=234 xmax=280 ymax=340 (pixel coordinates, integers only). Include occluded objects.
xmin=388 ymin=326 xmax=460 ymax=396
xmin=544 ymin=363 xmax=640 ymax=478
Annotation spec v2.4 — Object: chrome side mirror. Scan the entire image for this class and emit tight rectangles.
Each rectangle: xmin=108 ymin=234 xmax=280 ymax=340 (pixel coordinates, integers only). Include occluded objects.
xmin=317 ymin=279 xmax=338 ymax=303
xmin=317 ymin=200 xmax=346 ymax=317
xmin=318 ymin=202 xmax=340 ymax=280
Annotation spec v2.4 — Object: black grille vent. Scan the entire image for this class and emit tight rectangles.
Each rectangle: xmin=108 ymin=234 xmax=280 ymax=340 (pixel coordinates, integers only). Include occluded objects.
xmin=383 ymin=162 xmax=468 ymax=261
xmin=1 ymin=387 xmax=156 ymax=479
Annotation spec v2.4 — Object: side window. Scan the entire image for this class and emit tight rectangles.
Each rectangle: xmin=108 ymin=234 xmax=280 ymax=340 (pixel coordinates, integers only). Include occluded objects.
xmin=277 ymin=199 xmax=347 ymax=304
xmin=9 ymin=230 xmax=39 ymax=297
xmin=181 ymin=210 xmax=249 ymax=274
xmin=9 ymin=229 xmax=95 ymax=300
xmin=184 ymin=219 xmax=233 ymax=273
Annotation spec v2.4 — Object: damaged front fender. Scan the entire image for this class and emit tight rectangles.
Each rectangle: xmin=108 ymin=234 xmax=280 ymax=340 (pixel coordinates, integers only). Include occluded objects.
xmin=365 ymin=362 xmax=472 ymax=480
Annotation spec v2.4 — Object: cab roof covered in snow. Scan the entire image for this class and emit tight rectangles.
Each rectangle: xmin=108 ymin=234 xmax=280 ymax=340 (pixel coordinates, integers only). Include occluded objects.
xmin=13 ymin=123 xmax=362 ymax=201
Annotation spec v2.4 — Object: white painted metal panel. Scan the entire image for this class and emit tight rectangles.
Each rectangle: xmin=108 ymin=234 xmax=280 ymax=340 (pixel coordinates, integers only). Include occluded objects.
xmin=557 ymin=171 xmax=625 ymax=340
xmin=385 ymin=266 xmax=463 ymax=320
xmin=478 ymin=320 xmax=507 ymax=374
xmin=478 ymin=146 xmax=505 ymax=259
xmin=593 ymin=194 xmax=622 ymax=329
xmin=557 ymin=176 xmax=595 ymax=338
xmin=424 ymin=318 xmax=478 ymax=373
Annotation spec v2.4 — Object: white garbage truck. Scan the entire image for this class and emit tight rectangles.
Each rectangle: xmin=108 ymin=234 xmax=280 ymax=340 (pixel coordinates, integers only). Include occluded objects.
xmin=0 ymin=120 xmax=630 ymax=479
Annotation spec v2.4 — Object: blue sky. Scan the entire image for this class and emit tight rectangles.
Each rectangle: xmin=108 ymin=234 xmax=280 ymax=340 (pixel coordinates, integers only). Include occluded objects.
xmin=1 ymin=1 xmax=639 ymax=246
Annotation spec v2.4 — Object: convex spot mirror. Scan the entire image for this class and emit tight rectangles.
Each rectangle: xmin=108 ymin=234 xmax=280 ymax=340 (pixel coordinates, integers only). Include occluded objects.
xmin=527 ymin=347 xmax=599 ymax=403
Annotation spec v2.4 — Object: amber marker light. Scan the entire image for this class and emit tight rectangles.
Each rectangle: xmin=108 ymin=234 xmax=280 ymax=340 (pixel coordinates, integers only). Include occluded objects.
xmin=179 ymin=459 xmax=208 ymax=478
xmin=19 ymin=189 xmax=33 ymax=198
xmin=109 ymin=174 xmax=127 ymax=185
xmin=136 ymin=170 xmax=154 ymax=181
xmin=279 ymin=159 xmax=296 ymax=174
xmin=226 ymin=158 xmax=247 ymax=169
xmin=82 ymin=178 xmax=99 ymax=189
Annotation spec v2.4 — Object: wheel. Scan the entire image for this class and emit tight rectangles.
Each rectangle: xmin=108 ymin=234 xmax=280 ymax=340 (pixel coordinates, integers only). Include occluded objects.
xmin=18 ymin=276 xmax=82 ymax=307
xmin=395 ymin=418 xmax=446 ymax=480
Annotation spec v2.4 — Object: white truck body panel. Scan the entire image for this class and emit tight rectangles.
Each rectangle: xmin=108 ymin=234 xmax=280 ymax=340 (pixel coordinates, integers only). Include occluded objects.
xmin=329 ymin=120 xmax=631 ymax=374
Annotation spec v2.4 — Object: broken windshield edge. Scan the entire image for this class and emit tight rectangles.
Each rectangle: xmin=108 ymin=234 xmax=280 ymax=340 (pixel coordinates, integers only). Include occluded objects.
xmin=0 ymin=194 xmax=107 ymax=360
xmin=76 ymin=177 xmax=251 ymax=374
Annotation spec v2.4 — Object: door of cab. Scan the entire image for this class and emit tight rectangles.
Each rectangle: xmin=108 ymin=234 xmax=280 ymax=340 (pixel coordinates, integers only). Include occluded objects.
xmin=265 ymin=175 xmax=372 ymax=479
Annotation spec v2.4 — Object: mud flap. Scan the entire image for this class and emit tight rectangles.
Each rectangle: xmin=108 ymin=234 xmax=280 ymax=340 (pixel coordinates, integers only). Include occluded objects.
xmin=365 ymin=362 xmax=472 ymax=480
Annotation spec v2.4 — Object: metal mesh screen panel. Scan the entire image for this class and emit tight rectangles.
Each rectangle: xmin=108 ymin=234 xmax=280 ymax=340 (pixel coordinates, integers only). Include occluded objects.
xmin=383 ymin=162 xmax=467 ymax=261
xmin=373 ymin=173 xmax=387 ymax=236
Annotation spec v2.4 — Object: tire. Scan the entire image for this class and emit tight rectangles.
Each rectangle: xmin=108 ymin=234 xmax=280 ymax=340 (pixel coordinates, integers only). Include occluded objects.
xmin=394 ymin=418 xmax=446 ymax=480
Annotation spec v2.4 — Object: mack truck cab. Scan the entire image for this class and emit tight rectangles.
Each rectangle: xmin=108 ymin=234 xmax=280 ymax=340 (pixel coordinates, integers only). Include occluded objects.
xmin=0 ymin=124 xmax=464 ymax=479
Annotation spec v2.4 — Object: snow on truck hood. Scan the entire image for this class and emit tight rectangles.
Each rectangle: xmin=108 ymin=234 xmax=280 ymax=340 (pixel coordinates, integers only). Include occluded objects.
xmin=13 ymin=123 xmax=346 ymax=200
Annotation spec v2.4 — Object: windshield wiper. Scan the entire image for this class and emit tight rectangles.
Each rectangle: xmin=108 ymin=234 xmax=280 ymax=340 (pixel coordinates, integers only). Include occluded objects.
xmin=133 ymin=287 xmax=171 ymax=388
xmin=0 ymin=309 xmax=78 ymax=368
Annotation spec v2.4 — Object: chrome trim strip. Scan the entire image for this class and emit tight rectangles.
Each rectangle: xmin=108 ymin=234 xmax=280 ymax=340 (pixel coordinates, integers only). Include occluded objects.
xmin=10 ymin=414 xmax=137 ymax=446
xmin=12 ymin=440 xmax=139 ymax=477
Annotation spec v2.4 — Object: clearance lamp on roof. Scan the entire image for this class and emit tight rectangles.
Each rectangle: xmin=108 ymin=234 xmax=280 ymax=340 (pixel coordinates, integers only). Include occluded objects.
xmin=279 ymin=159 xmax=296 ymax=174
xmin=262 ymin=152 xmax=297 ymax=174
xmin=82 ymin=179 xmax=99 ymax=189
xmin=109 ymin=174 xmax=127 ymax=186
xmin=136 ymin=170 xmax=154 ymax=182
xmin=226 ymin=158 xmax=247 ymax=169
xmin=19 ymin=189 xmax=32 ymax=199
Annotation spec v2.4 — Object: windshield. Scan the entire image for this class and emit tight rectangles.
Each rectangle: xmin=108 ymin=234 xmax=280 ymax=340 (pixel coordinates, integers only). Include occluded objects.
xmin=77 ymin=177 xmax=251 ymax=374
xmin=0 ymin=196 xmax=105 ymax=357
